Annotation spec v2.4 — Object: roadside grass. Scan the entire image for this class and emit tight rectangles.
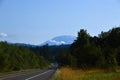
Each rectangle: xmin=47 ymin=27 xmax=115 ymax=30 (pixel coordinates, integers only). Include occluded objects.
xmin=51 ymin=69 xmax=61 ymax=80
xmin=59 ymin=67 xmax=120 ymax=80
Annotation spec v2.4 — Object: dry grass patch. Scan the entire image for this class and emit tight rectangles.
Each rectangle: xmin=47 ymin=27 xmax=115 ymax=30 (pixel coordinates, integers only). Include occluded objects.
xmin=60 ymin=67 xmax=120 ymax=80
xmin=0 ymin=78 xmax=5 ymax=80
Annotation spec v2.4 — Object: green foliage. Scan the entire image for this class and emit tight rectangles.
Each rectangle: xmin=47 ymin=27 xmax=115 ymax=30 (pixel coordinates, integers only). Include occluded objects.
xmin=69 ymin=27 xmax=120 ymax=70
xmin=0 ymin=42 xmax=49 ymax=72
xmin=58 ymin=51 xmax=76 ymax=67
xmin=29 ymin=45 xmax=70 ymax=63
xmin=1 ymin=27 xmax=120 ymax=72
xmin=71 ymin=29 xmax=100 ymax=68
xmin=78 ymin=72 xmax=120 ymax=80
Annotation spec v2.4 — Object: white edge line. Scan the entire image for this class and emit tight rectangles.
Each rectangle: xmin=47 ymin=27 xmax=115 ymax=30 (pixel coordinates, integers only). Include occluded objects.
xmin=25 ymin=70 xmax=52 ymax=80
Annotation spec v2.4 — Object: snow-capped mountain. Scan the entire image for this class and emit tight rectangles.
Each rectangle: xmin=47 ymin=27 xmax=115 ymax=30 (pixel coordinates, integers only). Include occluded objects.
xmin=41 ymin=35 xmax=76 ymax=45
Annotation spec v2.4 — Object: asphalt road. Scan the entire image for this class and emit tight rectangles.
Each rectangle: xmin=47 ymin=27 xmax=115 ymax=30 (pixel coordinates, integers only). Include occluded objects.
xmin=0 ymin=68 xmax=56 ymax=80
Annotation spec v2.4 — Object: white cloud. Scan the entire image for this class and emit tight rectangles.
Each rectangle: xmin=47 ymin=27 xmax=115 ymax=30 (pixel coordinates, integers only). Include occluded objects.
xmin=49 ymin=40 xmax=66 ymax=45
xmin=0 ymin=33 xmax=8 ymax=37
xmin=49 ymin=40 xmax=57 ymax=43
xmin=60 ymin=41 xmax=65 ymax=44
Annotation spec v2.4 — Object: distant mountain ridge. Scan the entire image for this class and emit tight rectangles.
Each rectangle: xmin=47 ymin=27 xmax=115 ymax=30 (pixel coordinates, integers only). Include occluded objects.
xmin=7 ymin=35 xmax=76 ymax=46
xmin=41 ymin=35 xmax=76 ymax=45
xmin=9 ymin=42 xmax=36 ymax=47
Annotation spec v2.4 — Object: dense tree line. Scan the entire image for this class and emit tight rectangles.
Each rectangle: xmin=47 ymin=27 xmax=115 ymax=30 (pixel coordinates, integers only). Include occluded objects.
xmin=59 ymin=27 xmax=120 ymax=71
xmin=29 ymin=45 xmax=70 ymax=62
xmin=1 ymin=27 xmax=120 ymax=72
xmin=0 ymin=42 xmax=49 ymax=72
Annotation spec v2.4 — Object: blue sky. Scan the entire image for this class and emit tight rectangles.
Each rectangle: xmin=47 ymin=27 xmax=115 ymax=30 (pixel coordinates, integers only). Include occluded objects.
xmin=0 ymin=0 xmax=120 ymax=45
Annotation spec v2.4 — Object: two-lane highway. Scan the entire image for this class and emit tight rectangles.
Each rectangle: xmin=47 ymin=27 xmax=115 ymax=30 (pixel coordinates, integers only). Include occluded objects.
xmin=0 ymin=68 xmax=56 ymax=80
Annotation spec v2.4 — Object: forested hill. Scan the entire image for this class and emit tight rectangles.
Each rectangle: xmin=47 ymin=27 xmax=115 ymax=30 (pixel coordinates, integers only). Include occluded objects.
xmin=1 ymin=27 xmax=120 ymax=72
xmin=29 ymin=45 xmax=70 ymax=62
xmin=0 ymin=42 xmax=49 ymax=72
xmin=0 ymin=41 xmax=70 ymax=73
xmin=58 ymin=27 xmax=120 ymax=71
